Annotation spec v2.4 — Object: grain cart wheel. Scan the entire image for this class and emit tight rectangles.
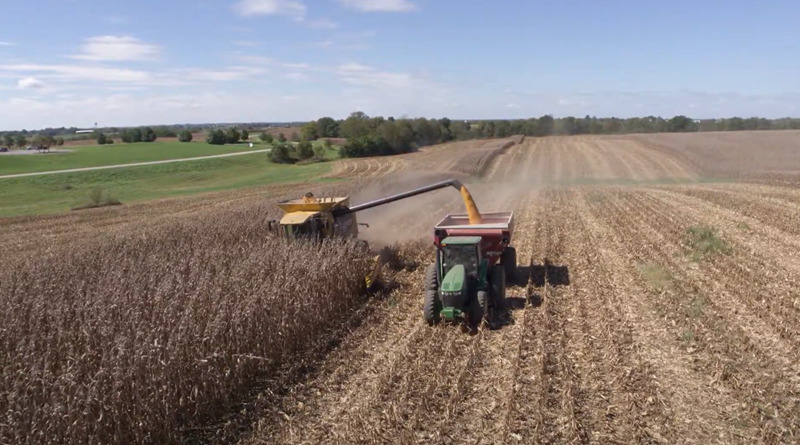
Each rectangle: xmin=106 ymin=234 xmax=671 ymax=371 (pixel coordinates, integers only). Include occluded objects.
xmin=490 ymin=264 xmax=507 ymax=314
xmin=423 ymin=264 xmax=442 ymax=325
xmin=470 ymin=290 xmax=489 ymax=326
xmin=502 ymin=247 xmax=517 ymax=284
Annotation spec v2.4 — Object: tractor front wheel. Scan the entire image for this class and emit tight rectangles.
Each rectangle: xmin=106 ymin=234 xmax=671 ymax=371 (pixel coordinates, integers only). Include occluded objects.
xmin=423 ymin=264 xmax=441 ymax=325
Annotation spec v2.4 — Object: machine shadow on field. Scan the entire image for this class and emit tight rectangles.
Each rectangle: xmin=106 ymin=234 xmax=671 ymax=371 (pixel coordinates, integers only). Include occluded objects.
xmin=528 ymin=260 xmax=571 ymax=288
xmin=520 ymin=260 xmax=570 ymax=308
xmin=490 ymin=261 xmax=571 ymax=329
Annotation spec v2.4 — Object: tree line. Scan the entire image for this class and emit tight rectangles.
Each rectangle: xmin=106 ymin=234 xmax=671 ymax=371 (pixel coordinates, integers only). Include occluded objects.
xmin=290 ymin=113 xmax=800 ymax=158
xmin=5 ymin=114 xmax=800 ymax=153
xmin=205 ymin=128 xmax=249 ymax=145
xmin=1 ymin=133 xmax=65 ymax=148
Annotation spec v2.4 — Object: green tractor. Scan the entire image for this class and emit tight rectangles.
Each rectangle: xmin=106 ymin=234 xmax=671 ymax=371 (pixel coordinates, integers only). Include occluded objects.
xmin=424 ymin=211 xmax=515 ymax=326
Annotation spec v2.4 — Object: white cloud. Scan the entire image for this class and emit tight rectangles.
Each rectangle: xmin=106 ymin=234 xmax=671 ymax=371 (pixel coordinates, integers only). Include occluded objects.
xmin=284 ymin=72 xmax=308 ymax=81
xmin=0 ymin=64 xmax=151 ymax=83
xmin=307 ymin=18 xmax=338 ymax=29
xmin=334 ymin=63 xmax=417 ymax=89
xmin=178 ymin=66 xmax=267 ymax=81
xmin=282 ymin=62 xmax=310 ymax=69
xmin=233 ymin=55 xmax=274 ymax=66
xmin=506 ymin=103 xmax=520 ymax=109
xmin=233 ymin=0 xmax=306 ymax=20
xmin=0 ymin=41 xmax=14 ymax=46
xmin=104 ymin=16 xmax=128 ymax=24
xmin=18 ymin=77 xmax=44 ymax=89
xmin=339 ymin=0 xmax=417 ymax=12
xmin=233 ymin=40 xmax=260 ymax=47
xmin=71 ymin=36 xmax=160 ymax=62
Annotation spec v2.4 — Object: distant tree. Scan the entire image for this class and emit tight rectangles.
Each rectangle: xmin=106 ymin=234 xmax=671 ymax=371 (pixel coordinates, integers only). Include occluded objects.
xmin=121 ymin=128 xmax=143 ymax=143
xmin=259 ymin=131 xmax=273 ymax=143
xmin=269 ymin=143 xmax=294 ymax=164
xmin=154 ymin=127 xmax=177 ymax=138
xmin=301 ymin=122 xmax=319 ymax=141
xmin=14 ymin=134 xmax=27 ymax=147
xmin=278 ymin=132 xmax=287 ymax=143
xmin=225 ymin=127 xmax=241 ymax=144
xmin=2 ymin=134 xmax=13 ymax=147
xmin=55 ymin=137 xmax=65 ymax=146
xmin=31 ymin=134 xmax=56 ymax=148
xmin=411 ymin=118 xmax=440 ymax=146
xmin=316 ymin=117 xmax=339 ymax=138
xmin=178 ymin=130 xmax=193 ymax=142
xmin=313 ymin=144 xmax=325 ymax=160
xmin=378 ymin=119 xmax=414 ymax=154
xmin=241 ymin=129 xmax=249 ymax=141
xmin=296 ymin=141 xmax=314 ymax=160
xmin=667 ymin=115 xmax=697 ymax=133
xmin=340 ymin=111 xmax=371 ymax=138
xmin=95 ymin=132 xmax=108 ymax=145
xmin=290 ymin=131 xmax=300 ymax=142
xmin=340 ymin=135 xmax=389 ymax=158
xmin=206 ymin=129 xmax=226 ymax=145
xmin=142 ymin=127 xmax=157 ymax=142
xmin=537 ymin=115 xmax=555 ymax=136
xmin=323 ymin=138 xmax=333 ymax=149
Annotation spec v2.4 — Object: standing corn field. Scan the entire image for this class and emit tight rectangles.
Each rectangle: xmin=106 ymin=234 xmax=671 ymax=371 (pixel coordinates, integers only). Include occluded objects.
xmin=0 ymin=211 xmax=371 ymax=444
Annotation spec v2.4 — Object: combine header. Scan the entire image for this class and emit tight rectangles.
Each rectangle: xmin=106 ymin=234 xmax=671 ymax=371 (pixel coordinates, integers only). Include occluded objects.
xmin=271 ymin=178 xmax=515 ymax=325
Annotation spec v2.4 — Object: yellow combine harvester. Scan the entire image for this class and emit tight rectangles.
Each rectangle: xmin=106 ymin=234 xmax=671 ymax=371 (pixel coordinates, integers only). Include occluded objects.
xmin=270 ymin=179 xmax=484 ymax=290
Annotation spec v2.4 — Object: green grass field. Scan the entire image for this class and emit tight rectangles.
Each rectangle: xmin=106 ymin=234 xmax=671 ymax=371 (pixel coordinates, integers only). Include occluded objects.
xmin=0 ymin=152 xmax=336 ymax=217
xmin=0 ymin=141 xmax=261 ymax=176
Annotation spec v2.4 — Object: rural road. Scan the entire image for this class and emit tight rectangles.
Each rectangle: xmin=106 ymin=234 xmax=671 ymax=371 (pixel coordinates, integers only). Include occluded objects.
xmin=0 ymin=149 xmax=271 ymax=179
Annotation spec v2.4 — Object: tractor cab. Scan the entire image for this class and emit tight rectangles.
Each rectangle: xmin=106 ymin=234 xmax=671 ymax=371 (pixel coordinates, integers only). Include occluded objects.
xmin=437 ymin=236 xmax=489 ymax=320
xmin=440 ymin=236 xmax=484 ymax=279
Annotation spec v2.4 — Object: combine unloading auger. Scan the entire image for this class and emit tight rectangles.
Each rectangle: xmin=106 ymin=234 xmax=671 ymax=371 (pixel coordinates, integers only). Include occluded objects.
xmin=270 ymin=178 xmax=515 ymax=312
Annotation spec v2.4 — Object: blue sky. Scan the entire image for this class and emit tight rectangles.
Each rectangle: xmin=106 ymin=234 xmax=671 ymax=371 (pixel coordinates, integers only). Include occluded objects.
xmin=0 ymin=0 xmax=798 ymax=130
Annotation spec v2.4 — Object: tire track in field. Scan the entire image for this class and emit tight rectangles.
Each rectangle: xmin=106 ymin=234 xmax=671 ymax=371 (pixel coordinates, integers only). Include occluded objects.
xmin=532 ymin=189 xmax=590 ymax=444
xmin=594 ymin=139 xmax=639 ymax=180
xmin=500 ymin=192 xmax=548 ymax=442
xmin=436 ymin=194 xmax=537 ymax=443
xmin=615 ymin=139 xmax=673 ymax=180
xmin=566 ymin=189 xmax=676 ymax=443
xmin=575 ymin=137 xmax=616 ymax=181
xmin=613 ymin=140 xmax=659 ymax=181
xmin=520 ymin=138 xmax=542 ymax=183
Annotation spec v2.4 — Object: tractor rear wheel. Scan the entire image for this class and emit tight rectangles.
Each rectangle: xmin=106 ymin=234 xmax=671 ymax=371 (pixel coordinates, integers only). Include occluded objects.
xmin=490 ymin=264 xmax=506 ymax=313
xmin=423 ymin=264 xmax=441 ymax=325
xmin=470 ymin=290 xmax=489 ymax=326
xmin=502 ymin=247 xmax=517 ymax=284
